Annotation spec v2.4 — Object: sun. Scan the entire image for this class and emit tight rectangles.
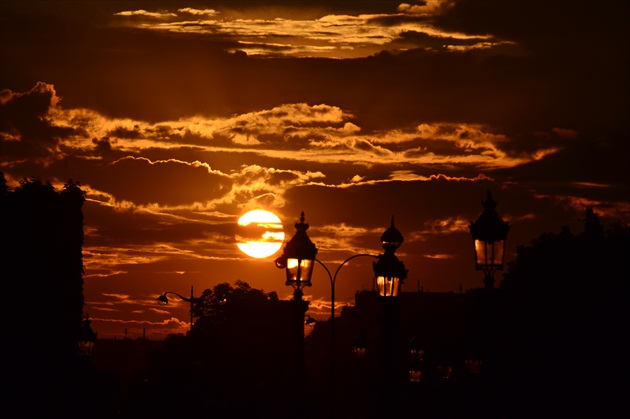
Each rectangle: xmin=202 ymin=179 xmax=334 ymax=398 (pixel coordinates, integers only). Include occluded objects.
xmin=236 ymin=210 xmax=285 ymax=258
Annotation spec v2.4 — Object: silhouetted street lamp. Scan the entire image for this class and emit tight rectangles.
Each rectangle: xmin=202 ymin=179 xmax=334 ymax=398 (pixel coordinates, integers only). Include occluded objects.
xmin=276 ymin=214 xmax=408 ymax=352
xmin=276 ymin=213 xmax=408 ymax=417
xmin=277 ymin=218 xmax=377 ymax=369
xmin=273 ymin=212 xmax=316 ymax=414
xmin=276 ymin=213 xmax=408 ymax=316
xmin=372 ymin=218 xmax=408 ymax=417
xmin=469 ymin=191 xmax=510 ymax=289
xmin=78 ymin=313 xmax=97 ymax=357
xmin=157 ymin=286 xmax=199 ymax=329
xmin=275 ymin=212 xmax=318 ymax=302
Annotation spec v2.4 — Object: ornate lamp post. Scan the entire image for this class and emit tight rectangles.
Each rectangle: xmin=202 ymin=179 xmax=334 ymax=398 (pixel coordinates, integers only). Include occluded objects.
xmin=469 ymin=191 xmax=510 ymax=289
xmin=276 ymin=213 xmax=409 ymax=416
xmin=157 ymin=286 xmax=200 ymax=329
xmin=273 ymin=212 xmax=317 ymax=415
xmin=370 ymin=218 xmax=408 ymax=417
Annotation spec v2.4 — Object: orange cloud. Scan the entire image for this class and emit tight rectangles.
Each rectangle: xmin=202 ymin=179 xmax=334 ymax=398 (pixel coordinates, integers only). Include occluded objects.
xmin=114 ymin=10 xmax=176 ymax=18
xmin=398 ymin=1 xmax=456 ymax=17
xmin=113 ymin=5 xmax=501 ymax=58
xmin=44 ymin=101 xmax=554 ymax=170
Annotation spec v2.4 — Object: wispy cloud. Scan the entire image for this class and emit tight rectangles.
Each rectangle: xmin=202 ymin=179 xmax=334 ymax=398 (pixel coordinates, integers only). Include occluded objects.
xmin=49 ymin=102 xmax=547 ymax=170
xmin=398 ymin=1 xmax=456 ymax=17
xmin=114 ymin=10 xmax=177 ymax=18
xmin=113 ymin=4 xmax=500 ymax=58
xmin=178 ymin=8 xmax=219 ymax=17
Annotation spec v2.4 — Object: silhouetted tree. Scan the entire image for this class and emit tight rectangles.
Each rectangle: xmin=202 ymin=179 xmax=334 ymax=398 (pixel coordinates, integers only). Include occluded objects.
xmin=122 ymin=281 xmax=305 ymax=418
xmin=1 ymin=174 xmax=87 ymax=417
xmin=191 ymin=279 xmax=279 ymax=319
xmin=0 ymin=171 xmax=7 ymax=196
xmin=498 ymin=209 xmax=628 ymax=417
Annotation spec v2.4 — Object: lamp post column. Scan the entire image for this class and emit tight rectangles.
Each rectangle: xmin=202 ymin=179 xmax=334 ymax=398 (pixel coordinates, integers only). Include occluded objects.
xmin=468 ymin=192 xmax=509 ymax=415
xmin=372 ymin=217 xmax=408 ymax=417
xmin=293 ymin=288 xmax=310 ymax=391
xmin=379 ymin=295 xmax=402 ymax=406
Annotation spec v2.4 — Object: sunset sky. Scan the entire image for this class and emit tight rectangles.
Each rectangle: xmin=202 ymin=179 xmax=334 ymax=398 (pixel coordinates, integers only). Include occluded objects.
xmin=2 ymin=0 xmax=629 ymax=339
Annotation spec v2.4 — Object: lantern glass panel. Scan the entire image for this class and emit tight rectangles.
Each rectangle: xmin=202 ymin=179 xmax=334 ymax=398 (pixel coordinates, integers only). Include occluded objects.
xmin=474 ymin=239 xmax=505 ymax=268
xmin=474 ymin=239 xmax=487 ymax=266
xmin=78 ymin=340 xmax=94 ymax=356
xmin=286 ymin=257 xmax=314 ymax=286
xmin=492 ymin=239 xmax=505 ymax=266
xmin=377 ymin=275 xmax=400 ymax=297
xmin=287 ymin=257 xmax=299 ymax=270
xmin=354 ymin=347 xmax=367 ymax=359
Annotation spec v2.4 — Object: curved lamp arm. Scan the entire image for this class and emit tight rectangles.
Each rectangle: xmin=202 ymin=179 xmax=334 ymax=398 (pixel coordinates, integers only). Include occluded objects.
xmin=314 ymin=254 xmax=378 ymax=392
xmin=315 ymin=253 xmax=377 ymax=321
xmin=156 ymin=286 xmax=200 ymax=329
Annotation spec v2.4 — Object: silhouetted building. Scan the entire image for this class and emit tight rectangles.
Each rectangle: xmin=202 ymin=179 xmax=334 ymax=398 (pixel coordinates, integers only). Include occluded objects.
xmin=1 ymin=174 xmax=88 ymax=416
xmin=303 ymin=289 xmax=500 ymax=418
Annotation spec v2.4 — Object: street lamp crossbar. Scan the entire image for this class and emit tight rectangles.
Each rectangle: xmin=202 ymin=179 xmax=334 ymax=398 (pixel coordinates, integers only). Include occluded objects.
xmin=315 ymin=253 xmax=378 ymax=321
xmin=157 ymin=286 xmax=200 ymax=329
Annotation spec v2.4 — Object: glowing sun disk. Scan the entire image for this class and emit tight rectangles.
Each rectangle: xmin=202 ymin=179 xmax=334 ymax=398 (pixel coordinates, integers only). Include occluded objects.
xmin=236 ymin=210 xmax=285 ymax=258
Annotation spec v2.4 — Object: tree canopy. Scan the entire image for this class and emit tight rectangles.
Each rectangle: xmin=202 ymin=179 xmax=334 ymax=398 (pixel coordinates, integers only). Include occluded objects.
xmin=1 ymin=174 xmax=87 ymax=358
xmin=1 ymin=173 xmax=88 ymax=417
xmin=128 ymin=281 xmax=304 ymax=417
xmin=497 ymin=208 xmax=628 ymax=417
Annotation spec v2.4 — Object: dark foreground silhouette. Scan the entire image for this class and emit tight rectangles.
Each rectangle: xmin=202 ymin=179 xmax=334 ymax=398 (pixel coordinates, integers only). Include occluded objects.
xmin=2 ymin=173 xmax=625 ymax=418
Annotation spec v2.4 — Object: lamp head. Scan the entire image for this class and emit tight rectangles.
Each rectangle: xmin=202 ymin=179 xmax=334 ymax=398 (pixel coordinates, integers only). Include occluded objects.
xmin=469 ymin=191 xmax=510 ymax=288
xmin=374 ymin=217 xmax=407 ymax=297
xmin=280 ymin=212 xmax=318 ymax=290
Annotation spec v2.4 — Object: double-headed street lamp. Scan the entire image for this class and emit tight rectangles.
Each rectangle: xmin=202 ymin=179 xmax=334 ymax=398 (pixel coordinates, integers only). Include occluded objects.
xmin=275 ymin=213 xmax=408 ymax=311
xmin=157 ymin=286 xmax=200 ymax=329
xmin=469 ymin=191 xmax=510 ymax=289
xmin=276 ymin=212 xmax=408 ymax=416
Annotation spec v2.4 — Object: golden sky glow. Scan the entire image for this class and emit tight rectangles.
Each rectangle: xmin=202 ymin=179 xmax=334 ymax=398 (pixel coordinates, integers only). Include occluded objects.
xmin=1 ymin=1 xmax=628 ymax=339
